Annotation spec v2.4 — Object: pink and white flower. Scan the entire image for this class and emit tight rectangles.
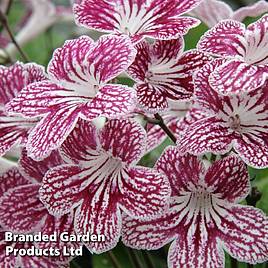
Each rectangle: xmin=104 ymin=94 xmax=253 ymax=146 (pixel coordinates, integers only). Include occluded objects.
xmin=39 ymin=119 xmax=170 ymax=253
xmin=73 ymin=0 xmax=202 ymax=44
xmin=0 ymin=151 xmax=80 ymax=267
xmin=6 ymin=35 xmax=137 ymax=160
xmin=198 ymin=15 xmax=268 ymax=94
xmin=122 ymin=147 xmax=268 ymax=267
xmin=127 ymin=37 xmax=211 ymax=112
xmin=0 ymin=62 xmax=46 ymax=156
xmin=179 ymin=59 xmax=268 ymax=169
xmin=190 ymin=0 xmax=268 ymax=28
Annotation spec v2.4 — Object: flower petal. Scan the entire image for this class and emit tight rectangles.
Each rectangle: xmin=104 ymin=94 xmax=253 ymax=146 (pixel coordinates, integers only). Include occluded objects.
xmin=0 ymin=62 xmax=46 ymax=105
xmin=232 ymin=1 xmax=268 ymax=22
xmin=204 ymin=155 xmax=250 ymax=203
xmin=0 ymin=168 xmax=29 ymax=196
xmin=19 ymin=254 xmax=63 ymax=268
xmin=39 ymin=165 xmax=88 ymax=216
xmin=219 ymin=205 xmax=268 ymax=264
xmin=60 ymin=119 xmax=98 ymax=164
xmin=168 ymin=232 xmax=224 ymax=268
xmin=122 ymin=199 xmax=180 ymax=250
xmin=100 ymin=119 xmax=146 ymax=165
xmin=198 ymin=20 xmax=246 ymax=58
xmin=26 ymin=105 xmax=80 ymax=160
xmin=245 ymin=15 xmax=268 ymax=65
xmin=190 ymin=0 xmax=233 ymax=27
xmin=234 ymin=137 xmax=268 ymax=169
xmin=85 ymin=35 xmax=136 ymax=83
xmin=135 ymin=83 xmax=169 ymax=112
xmin=5 ymin=81 xmax=69 ymax=117
xmin=209 ymin=60 xmax=268 ymax=94
xmin=19 ymin=149 xmax=63 ymax=183
xmin=75 ymin=188 xmax=121 ymax=254
xmin=178 ymin=117 xmax=234 ymax=155
xmin=118 ymin=166 xmax=170 ymax=219
xmin=0 ymin=184 xmax=46 ymax=233
xmin=82 ymin=84 xmax=136 ymax=120
xmin=48 ymin=35 xmax=95 ymax=85
xmin=156 ymin=146 xmax=204 ymax=195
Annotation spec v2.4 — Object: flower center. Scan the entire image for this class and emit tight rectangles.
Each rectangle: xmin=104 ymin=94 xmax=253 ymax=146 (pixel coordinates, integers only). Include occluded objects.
xmin=228 ymin=114 xmax=241 ymax=131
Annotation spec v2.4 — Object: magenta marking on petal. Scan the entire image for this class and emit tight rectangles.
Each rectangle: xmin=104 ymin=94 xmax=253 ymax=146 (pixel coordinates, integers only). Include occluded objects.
xmin=100 ymin=119 xmax=146 ymax=165
xmin=198 ymin=19 xmax=246 ymax=58
xmin=0 ymin=184 xmax=47 ymax=233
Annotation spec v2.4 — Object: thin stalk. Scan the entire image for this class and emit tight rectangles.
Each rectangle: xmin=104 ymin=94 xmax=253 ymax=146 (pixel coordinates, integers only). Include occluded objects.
xmin=127 ymin=248 xmax=143 ymax=268
xmin=154 ymin=113 xmax=177 ymax=144
xmin=0 ymin=10 xmax=29 ymax=62
xmin=107 ymin=251 xmax=122 ymax=268
xmin=142 ymin=251 xmax=154 ymax=268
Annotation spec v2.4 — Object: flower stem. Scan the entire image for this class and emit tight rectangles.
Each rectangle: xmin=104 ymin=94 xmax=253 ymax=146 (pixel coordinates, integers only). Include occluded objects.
xmin=246 ymin=187 xmax=262 ymax=207
xmin=107 ymin=251 xmax=122 ymax=268
xmin=127 ymin=248 xmax=143 ymax=268
xmin=0 ymin=10 xmax=29 ymax=62
xmin=142 ymin=251 xmax=154 ymax=268
xmin=154 ymin=113 xmax=177 ymax=144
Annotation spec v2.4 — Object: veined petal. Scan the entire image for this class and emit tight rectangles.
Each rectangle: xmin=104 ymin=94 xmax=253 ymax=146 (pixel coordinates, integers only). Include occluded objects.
xmin=0 ymin=120 xmax=28 ymax=156
xmin=100 ymin=119 xmax=146 ymax=165
xmin=198 ymin=20 xmax=246 ymax=58
xmin=48 ymin=35 xmax=95 ymax=86
xmin=85 ymin=35 xmax=136 ymax=84
xmin=122 ymin=198 xmax=181 ymax=250
xmin=245 ymin=15 xmax=268 ymax=65
xmin=75 ymin=186 xmax=121 ymax=254
xmin=135 ymin=83 xmax=169 ymax=112
xmin=60 ymin=119 xmax=98 ymax=164
xmin=0 ymin=62 xmax=46 ymax=105
xmin=0 ymin=168 xmax=29 ymax=196
xmin=234 ymin=137 xmax=268 ymax=169
xmin=5 ymin=81 xmax=73 ymax=117
xmin=142 ymin=17 xmax=200 ymax=41
xmin=209 ymin=60 xmax=268 ymax=94
xmin=194 ymin=59 xmax=227 ymax=114
xmin=19 ymin=149 xmax=63 ymax=183
xmin=178 ymin=117 xmax=235 ymax=155
xmin=36 ymin=214 xmax=80 ymax=263
xmin=0 ymin=184 xmax=47 ymax=233
xmin=118 ymin=166 xmax=170 ymax=219
xmin=156 ymin=146 xmax=204 ymax=195
xmin=39 ymin=165 xmax=88 ymax=216
xmin=219 ymin=205 xmax=268 ymax=264
xmin=82 ymin=84 xmax=136 ymax=120
xmin=127 ymin=40 xmax=150 ymax=82
xmin=204 ymin=156 xmax=250 ymax=203
xmin=168 ymin=231 xmax=224 ymax=268
xmin=26 ymin=104 xmax=80 ymax=160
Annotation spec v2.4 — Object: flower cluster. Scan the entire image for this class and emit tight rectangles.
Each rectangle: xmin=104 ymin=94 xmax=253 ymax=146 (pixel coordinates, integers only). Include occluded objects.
xmin=0 ymin=0 xmax=267 ymax=267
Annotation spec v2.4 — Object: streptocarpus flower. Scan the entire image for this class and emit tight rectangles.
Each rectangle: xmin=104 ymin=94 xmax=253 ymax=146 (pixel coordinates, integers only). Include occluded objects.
xmin=198 ymin=15 xmax=268 ymax=94
xmin=190 ymin=0 xmax=268 ymax=28
xmin=73 ymin=0 xmax=202 ymax=44
xmin=0 ymin=62 xmax=46 ymax=156
xmin=127 ymin=37 xmax=211 ymax=112
xmin=122 ymin=147 xmax=268 ymax=267
xmin=6 ymin=35 xmax=137 ymax=160
xmin=179 ymin=59 xmax=268 ymax=169
xmin=39 ymin=119 xmax=171 ymax=253
xmin=0 ymin=151 xmax=80 ymax=267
